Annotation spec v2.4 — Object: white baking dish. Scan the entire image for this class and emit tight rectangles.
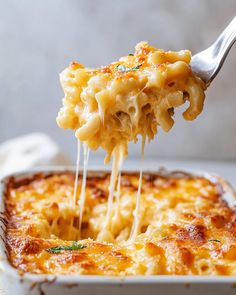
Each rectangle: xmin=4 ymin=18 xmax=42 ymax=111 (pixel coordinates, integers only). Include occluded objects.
xmin=1 ymin=168 xmax=236 ymax=295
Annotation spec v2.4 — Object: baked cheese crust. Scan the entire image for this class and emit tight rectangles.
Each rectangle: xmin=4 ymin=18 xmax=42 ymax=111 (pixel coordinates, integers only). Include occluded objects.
xmin=4 ymin=171 xmax=236 ymax=275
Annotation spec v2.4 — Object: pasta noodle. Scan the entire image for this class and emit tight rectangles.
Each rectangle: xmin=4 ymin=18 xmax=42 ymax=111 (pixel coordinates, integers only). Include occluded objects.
xmin=57 ymin=41 xmax=206 ymax=163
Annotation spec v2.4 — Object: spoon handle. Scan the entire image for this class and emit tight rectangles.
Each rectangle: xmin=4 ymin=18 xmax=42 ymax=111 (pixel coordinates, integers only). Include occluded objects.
xmin=211 ymin=16 xmax=236 ymax=79
xmin=191 ymin=16 xmax=236 ymax=85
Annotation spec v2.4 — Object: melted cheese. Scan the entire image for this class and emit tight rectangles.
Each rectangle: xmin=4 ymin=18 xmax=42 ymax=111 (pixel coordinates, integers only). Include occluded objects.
xmin=73 ymin=140 xmax=81 ymax=205
xmin=57 ymin=41 xmax=206 ymax=163
xmin=5 ymin=172 xmax=236 ymax=276
xmin=78 ymin=143 xmax=90 ymax=238
xmin=56 ymin=42 xmax=206 ymax=244
xmin=130 ymin=135 xmax=146 ymax=240
xmin=97 ymin=145 xmax=124 ymax=242
xmin=69 ymin=140 xmax=81 ymax=240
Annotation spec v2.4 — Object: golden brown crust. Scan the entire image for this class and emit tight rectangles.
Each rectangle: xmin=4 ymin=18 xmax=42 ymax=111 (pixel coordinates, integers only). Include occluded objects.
xmin=3 ymin=171 xmax=236 ymax=276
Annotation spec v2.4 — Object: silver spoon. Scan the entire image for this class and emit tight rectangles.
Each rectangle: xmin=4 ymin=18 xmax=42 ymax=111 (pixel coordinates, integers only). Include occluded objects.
xmin=191 ymin=16 xmax=236 ymax=86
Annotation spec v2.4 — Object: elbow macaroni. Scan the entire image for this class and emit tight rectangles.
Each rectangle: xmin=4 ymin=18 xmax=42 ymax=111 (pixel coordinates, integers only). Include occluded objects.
xmin=6 ymin=172 xmax=236 ymax=276
xmin=57 ymin=42 xmax=206 ymax=162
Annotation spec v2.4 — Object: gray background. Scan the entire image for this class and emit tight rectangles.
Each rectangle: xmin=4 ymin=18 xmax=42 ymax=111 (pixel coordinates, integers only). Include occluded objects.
xmin=0 ymin=0 xmax=236 ymax=162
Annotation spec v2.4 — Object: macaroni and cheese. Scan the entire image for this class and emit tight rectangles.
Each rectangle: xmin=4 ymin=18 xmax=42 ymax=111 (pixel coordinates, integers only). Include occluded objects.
xmin=5 ymin=171 xmax=236 ymax=275
xmin=57 ymin=41 xmax=206 ymax=163
xmin=56 ymin=42 xmax=207 ymax=243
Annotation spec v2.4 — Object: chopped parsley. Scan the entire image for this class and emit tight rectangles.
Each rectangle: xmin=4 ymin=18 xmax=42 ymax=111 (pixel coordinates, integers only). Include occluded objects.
xmin=128 ymin=53 xmax=134 ymax=56
xmin=116 ymin=64 xmax=142 ymax=73
xmin=208 ymin=239 xmax=221 ymax=243
xmin=47 ymin=242 xmax=86 ymax=254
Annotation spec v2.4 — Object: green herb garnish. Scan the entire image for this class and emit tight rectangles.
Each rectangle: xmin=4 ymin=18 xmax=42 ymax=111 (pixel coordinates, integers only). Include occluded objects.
xmin=116 ymin=64 xmax=142 ymax=72
xmin=47 ymin=242 xmax=86 ymax=254
xmin=128 ymin=53 xmax=134 ymax=56
xmin=208 ymin=239 xmax=221 ymax=243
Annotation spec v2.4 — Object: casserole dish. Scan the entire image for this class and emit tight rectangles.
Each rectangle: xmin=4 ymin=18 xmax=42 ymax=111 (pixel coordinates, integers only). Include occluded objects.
xmin=0 ymin=168 xmax=236 ymax=295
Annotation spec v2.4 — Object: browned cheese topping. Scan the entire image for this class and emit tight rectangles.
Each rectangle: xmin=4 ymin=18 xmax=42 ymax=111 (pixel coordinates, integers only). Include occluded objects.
xmin=4 ymin=171 xmax=236 ymax=276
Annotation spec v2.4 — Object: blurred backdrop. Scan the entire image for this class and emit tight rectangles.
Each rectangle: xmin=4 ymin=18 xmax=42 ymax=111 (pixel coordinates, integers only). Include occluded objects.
xmin=0 ymin=0 xmax=236 ymax=162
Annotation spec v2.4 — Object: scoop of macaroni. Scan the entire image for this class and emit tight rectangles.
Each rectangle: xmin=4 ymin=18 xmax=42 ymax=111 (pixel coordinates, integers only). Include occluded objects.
xmin=57 ymin=42 xmax=206 ymax=162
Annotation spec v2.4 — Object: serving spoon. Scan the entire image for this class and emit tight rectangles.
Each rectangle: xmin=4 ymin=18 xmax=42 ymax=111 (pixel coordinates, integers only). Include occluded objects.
xmin=191 ymin=16 xmax=236 ymax=86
